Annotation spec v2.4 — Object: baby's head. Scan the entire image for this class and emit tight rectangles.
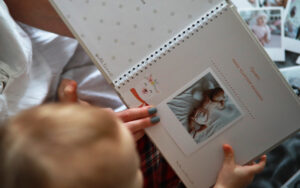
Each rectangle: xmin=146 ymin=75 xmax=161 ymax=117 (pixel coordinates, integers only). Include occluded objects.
xmin=0 ymin=104 xmax=142 ymax=188
xmin=256 ymin=12 xmax=268 ymax=26
xmin=210 ymin=87 xmax=225 ymax=102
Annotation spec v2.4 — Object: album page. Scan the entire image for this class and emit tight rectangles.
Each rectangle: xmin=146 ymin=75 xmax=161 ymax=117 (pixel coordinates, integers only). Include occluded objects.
xmin=119 ymin=6 xmax=300 ymax=188
xmin=50 ymin=0 xmax=225 ymax=82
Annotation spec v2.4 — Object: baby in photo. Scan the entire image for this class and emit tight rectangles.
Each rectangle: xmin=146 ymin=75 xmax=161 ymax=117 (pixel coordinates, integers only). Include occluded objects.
xmin=167 ymin=71 xmax=242 ymax=145
xmin=251 ymin=12 xmax=271 ymax=46
xmin=188 ymin=87 xmax=226 ymax=137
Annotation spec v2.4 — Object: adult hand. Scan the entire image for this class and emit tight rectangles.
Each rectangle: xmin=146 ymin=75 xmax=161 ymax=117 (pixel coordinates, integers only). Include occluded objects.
xmin=214 ymin=144 xmax=267 ymax=188
xmin=116 ymin=106 xmax=160 ymax=141
xmin=58 ymin=79 xmax=160 ymax=141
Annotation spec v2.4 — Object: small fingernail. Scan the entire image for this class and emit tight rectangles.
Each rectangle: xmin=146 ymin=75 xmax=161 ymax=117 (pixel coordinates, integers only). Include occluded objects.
xmin=150 ymin=116 xmax=160 ymax=124
xmin=65 ymin=85 xmax=74 ymax=93
xmin=148 ymin=107 xmax=157 ymax=115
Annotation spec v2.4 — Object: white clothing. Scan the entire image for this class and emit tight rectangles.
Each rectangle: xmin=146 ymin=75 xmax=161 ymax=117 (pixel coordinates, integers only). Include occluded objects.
xmin=251 ymin=24 xmax=271 ymax=41
xmin=0 ymin=1 xmax=124 ymax=122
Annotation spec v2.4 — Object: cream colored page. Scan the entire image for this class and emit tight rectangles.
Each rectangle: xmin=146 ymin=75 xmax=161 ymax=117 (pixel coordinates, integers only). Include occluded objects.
xmin=119 ymin=6 xmax=300 ymax=188
xmin=51 ymin=0 xmax=225 ymax=81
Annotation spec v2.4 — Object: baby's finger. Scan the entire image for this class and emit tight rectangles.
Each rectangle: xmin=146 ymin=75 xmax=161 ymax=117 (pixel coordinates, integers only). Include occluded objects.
xmin=245 ymin=155 xmax=267 ymax=174
xmin=58 ymin=79 xmax=78 ymax=102
xmin=117 ymin=106 xmax=157 ymax=122
xmin=124 ymin=116 xmax=160 ymax=133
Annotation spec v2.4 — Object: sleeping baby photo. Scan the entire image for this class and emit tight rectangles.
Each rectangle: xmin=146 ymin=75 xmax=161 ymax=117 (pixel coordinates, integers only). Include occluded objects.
xmin=167 ymin=71 xmax=242 ymax=145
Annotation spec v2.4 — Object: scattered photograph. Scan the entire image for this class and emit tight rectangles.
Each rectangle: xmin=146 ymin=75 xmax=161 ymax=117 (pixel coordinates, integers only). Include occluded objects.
xmin=275 ymin=51 xmax=300 ymax=68
xmin=280 ymin=66 xmax=300 ymax=99
xmin=231 ymin=0 xmax=258 ymax=9
xmin=167 ymin=71 xmax=242 ymax=144
xmin=275 ymin=51 xmax=300 ymax=100
xmin=285 ymin=0 xmax=300 ymax=40
xmin=258 ymin=0 xmax=288 ymax=8
xmin=283 ymin=0 xmax=300 ymax=53
xmin=240 ymin=8 xmax=283 ymax=48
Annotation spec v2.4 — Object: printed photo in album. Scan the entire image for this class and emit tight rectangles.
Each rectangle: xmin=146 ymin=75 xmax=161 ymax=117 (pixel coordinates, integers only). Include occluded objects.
xmin=167 ymin=70 xmax=242 ymax=145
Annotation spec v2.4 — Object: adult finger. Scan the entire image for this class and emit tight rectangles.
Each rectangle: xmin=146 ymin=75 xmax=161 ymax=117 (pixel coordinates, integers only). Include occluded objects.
xmin=245 ymin=155 xmax=267 ymax=174
xmin=124 ymin=116 xmax=160 ymax=133
xmin=222 ymin=144 xmax=235 ymax=165
xmin=117 ymin=106 xmax=157 ymax=122
xmin=133 ymin=130 xmax=145 ymax=141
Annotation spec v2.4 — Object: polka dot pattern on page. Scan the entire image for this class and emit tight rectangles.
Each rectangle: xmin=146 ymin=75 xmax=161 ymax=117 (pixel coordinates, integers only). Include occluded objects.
xmin=59 ymin=0 xmax=227 ymax=82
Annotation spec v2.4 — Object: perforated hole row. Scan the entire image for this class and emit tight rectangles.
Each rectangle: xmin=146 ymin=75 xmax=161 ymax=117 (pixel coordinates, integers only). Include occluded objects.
xmin=115 ymin=2 xmax=227 ymax=89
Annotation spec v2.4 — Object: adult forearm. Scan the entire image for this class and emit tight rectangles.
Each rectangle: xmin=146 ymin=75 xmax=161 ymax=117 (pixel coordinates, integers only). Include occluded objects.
xmin=4 ymin=0 xmax=73 ymax=37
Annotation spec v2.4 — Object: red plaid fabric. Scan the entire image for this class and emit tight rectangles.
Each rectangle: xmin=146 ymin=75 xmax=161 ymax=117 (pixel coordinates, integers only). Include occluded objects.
xmin=137 ymin=135 xmax=185 ymax=188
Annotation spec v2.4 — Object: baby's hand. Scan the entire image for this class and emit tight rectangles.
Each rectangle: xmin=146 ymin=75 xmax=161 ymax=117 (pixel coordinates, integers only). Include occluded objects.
xmin=58 ymin=79 xmax=89 ymax=105
xmin=58 ymin=79 xmax=78 ymax=103
xmin=116 ymin=106 xmax=160 ymax=141
xmin=214 ymin=144 xmax=267 ymax=188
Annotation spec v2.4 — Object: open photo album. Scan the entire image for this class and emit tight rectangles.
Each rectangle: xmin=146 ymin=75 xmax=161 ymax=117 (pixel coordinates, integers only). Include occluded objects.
xmin=49 ymin=0 xmax=300 ymax=187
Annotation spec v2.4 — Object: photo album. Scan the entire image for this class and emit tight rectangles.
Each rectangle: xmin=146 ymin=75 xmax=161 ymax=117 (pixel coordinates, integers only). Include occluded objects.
xmin=49 ymin=0 xmax=300 ymax=187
